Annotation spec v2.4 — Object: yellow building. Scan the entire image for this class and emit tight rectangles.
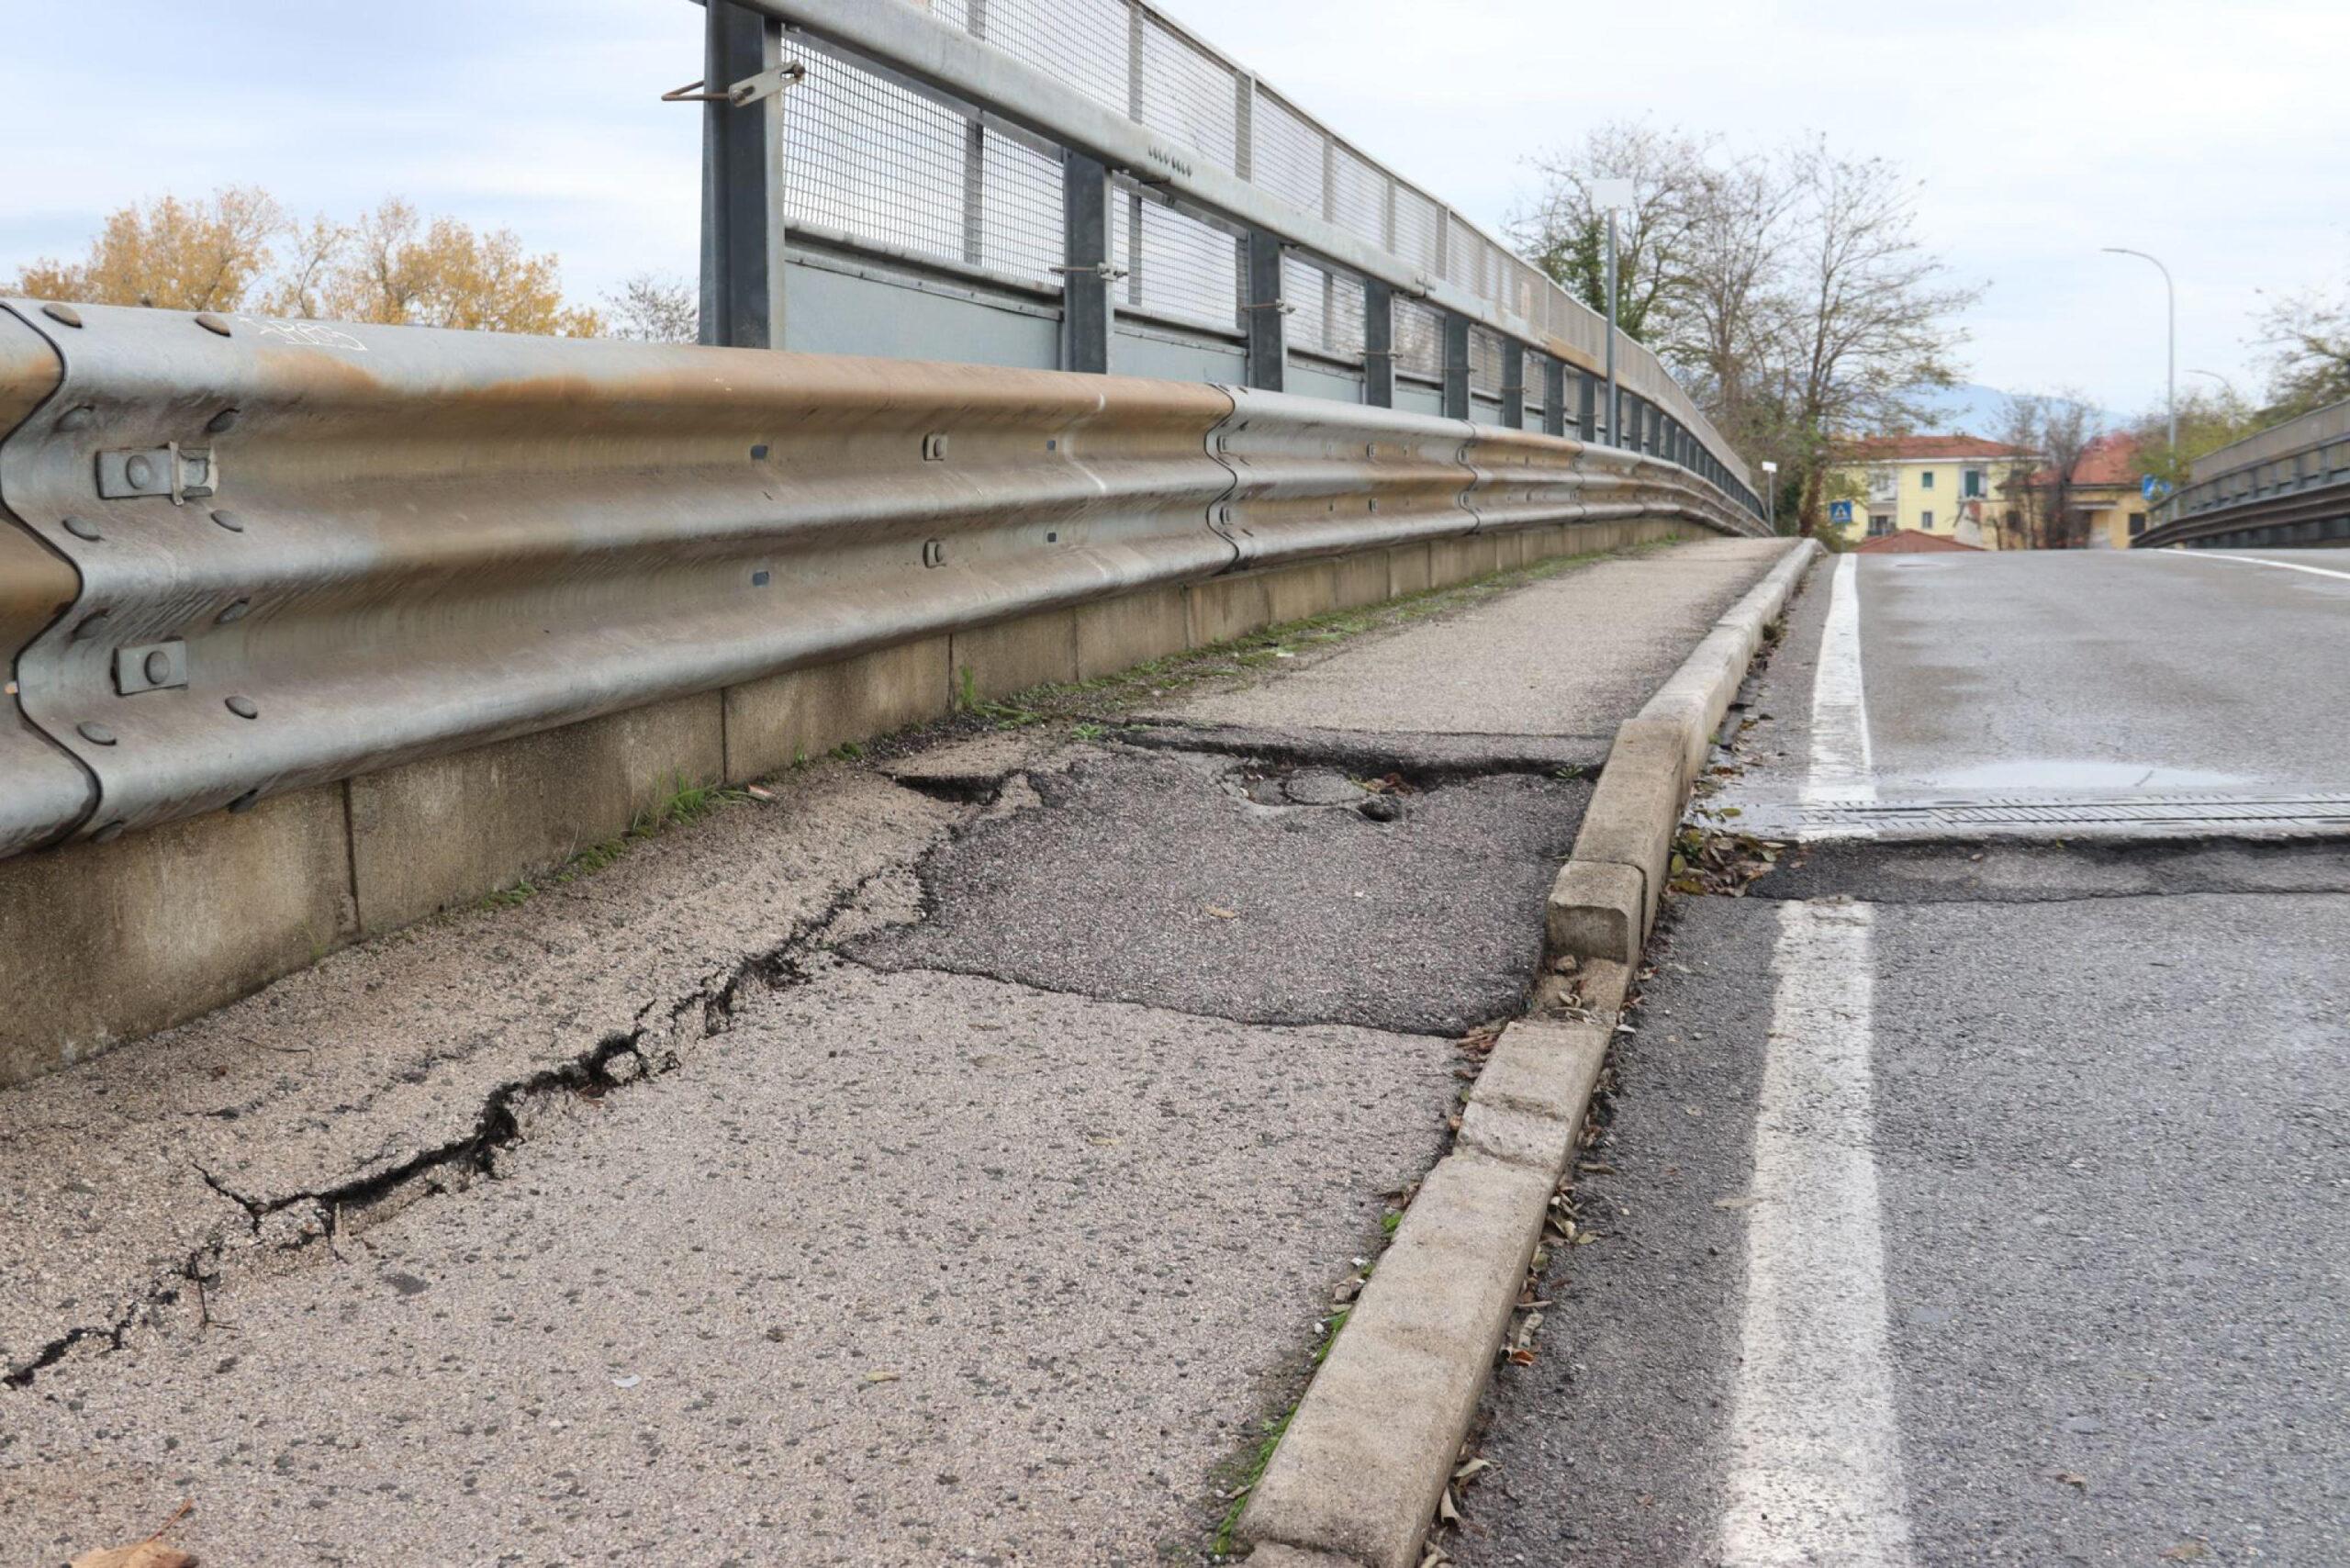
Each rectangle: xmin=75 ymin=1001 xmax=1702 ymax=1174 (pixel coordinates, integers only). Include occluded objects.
xmin=2060 ymin=434 xmax=2154 ymax=549
xmin=1823 ymin=437 xmax=2037 ymax=549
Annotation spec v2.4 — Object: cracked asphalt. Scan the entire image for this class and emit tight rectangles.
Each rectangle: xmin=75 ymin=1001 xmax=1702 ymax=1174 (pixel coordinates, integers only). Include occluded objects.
xmin=0 ymin=534 xmax=1796 ymax=1563
xmin=1455 ymin=550 xmax=2350 ymax=1568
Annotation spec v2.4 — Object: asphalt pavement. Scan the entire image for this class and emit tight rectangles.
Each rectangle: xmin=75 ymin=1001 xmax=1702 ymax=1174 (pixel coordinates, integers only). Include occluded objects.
xmin=1458 ymin=546 xmax=2350 ymax=1568
xmin=0 ymin=534 xmax=1796 ymax=1563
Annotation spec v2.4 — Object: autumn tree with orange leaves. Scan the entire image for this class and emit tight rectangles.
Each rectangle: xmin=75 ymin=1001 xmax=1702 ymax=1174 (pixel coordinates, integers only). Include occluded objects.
xmin=10 ymin=186 xmax=603 ymax=337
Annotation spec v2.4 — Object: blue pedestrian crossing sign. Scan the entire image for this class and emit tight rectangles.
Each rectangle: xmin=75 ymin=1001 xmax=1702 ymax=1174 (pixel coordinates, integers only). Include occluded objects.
xmin=1829 ymin=500 xmax=1855 ymax=523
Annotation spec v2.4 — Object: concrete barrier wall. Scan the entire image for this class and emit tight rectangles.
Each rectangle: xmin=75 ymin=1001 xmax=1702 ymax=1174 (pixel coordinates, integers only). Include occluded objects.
xmin=0 ymin=516 xmax=1691 ymax=1088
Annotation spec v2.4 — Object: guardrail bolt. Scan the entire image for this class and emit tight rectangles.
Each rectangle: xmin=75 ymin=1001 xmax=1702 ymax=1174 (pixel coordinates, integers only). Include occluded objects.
xmin=216 ymin=599 xmax=250 ymax=625
xmin=194 ymin=312 xmax=233 ymax=338
xmin=71 ymin=610 xmax=110 ymax=642
xmin=209 ymin=510 xmax=244 ymax=532
xmin=77 ymin=722 xmax=118 ymax=745
xmin=124 ymin=454 xmax=157 ymax=489
xmin=921 ymin=539 xmax=946 ymax=567
xmin=62 ymin=516 xmax=100 ymax=541
xmin=141 ymin=651 xmax=171 ymax=686
xmin=206 ymin=409 xmax=240 ymax=434
xmin=922 ymin=433 xmax=949 ymax=462
xmin=91 ymin=821 xmax=127 ymax=843
xmin=40 ymin=303 xmax=83 ymax=328
xmin=225 ymin=696 xmax=259 ymax=720
xmin=56 ymin=406 xmax=94 ymax=431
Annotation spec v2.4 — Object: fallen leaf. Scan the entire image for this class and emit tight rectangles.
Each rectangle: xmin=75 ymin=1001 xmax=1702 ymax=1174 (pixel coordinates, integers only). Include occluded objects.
xmin=69 ymin=1502 xmax=197 ymax=1568
xmin=2050 ymin=1470 xmax=2087 ymax=1491
xmin=863 ymin=1370 xmax=901 ymax=1384
xmin=1451 ymin=1456 xmax=1492 ymax=1484
xmin=2159 ymin=1541 xmax=2210 ymax=1562
xmin=1203 ymin=904 xmax=1239 ymax=920
xmin=1437 ymin=1485 xmax=1460 ymax=1524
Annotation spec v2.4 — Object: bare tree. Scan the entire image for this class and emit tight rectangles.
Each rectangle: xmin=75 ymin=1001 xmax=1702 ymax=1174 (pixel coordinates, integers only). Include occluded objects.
xmin=1510 ymin=123 xmax=1715 ymax=345
xmin=1513 ymin=127 xmax=1978 ymax=535
xmin=1775 ymin=145 xmax=1982 ymax=534
xmin=600 ymin=273 xmax=699 ymax=343
xmin=2253 ymin=277 xmax=2350 ymax=418
xmin=1994 ymin=393 xmax=2099 ymax=549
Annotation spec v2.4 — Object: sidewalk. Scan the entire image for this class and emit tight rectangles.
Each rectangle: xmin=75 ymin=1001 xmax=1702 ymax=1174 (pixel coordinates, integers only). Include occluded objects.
xmin=2 ymin=535 xmax=1796 ymax=1564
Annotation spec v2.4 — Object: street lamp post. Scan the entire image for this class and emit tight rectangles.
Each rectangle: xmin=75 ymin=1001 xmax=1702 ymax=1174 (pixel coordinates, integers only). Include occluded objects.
xmin=1593 ymin=178 xmax=1634 ymax=447
xmin=1761 ymin=459 xmax=1779 ymax=534
xmin=2103 ymin=246 xmax=2176 ymax=459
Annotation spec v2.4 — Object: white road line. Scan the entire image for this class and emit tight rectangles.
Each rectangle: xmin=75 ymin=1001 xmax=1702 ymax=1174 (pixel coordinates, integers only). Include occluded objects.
xmin=2159 ymin=548 xmax=2350 ymax=584
xmin=1803 ymin=554 xmax=1876 ymax=826
xmin=1719 ymin=899 xmax=1915 ymax=1568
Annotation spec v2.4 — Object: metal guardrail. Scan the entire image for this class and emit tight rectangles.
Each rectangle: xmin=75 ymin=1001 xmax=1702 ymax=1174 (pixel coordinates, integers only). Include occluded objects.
xmin=694 ymin=0 xmax=1759 ymax=516
xmin=0 ymin=298 xmax=1759 ymax=860
xmin=2139 ymin=398 xmax=2350 ymax=549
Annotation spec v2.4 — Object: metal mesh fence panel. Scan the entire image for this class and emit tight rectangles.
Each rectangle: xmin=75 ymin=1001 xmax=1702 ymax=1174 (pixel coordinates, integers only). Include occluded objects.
xmin=959 ymin=0 xmax=1130 ymax=114
xmin=1390 ymin=188 xmax=1443 ymax=279
xmin=1330 ymin=143 xmax=1387 ymax=251
xmin=785 ymin=52 xmax=968 ymax=269
xmin=1250 ymin=90 xmax=1325 ymax=217
xmin=758 ymin=0 xmax=1753 ymax=493
xmin=1324 ymin=269 xmax=1365 ymax=360
xmin=977 ymin=128 xmax=1065 ymax=285
xmin=1394 ymin=297 xmax=1442 ymax=379
xmin=1118 ymin=186 xmax=1240 ymax=331
xmin=1137 ymin=17 xmax=1237 ymax=171
xmin=1281 ymin=253 xmax=1335 ymax=355
xmin=1468 ymin=327 xmax=1503 ymax=395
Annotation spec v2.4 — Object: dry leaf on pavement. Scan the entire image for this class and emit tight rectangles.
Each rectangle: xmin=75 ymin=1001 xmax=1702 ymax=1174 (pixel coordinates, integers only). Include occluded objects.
xmin=69 ymin=1502 xmax=197 ymax=1568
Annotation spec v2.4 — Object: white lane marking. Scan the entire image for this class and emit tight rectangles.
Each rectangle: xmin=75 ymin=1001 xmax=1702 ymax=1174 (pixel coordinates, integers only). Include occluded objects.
xmin=1803 ymin=554 xmax=1876 ymax=826
xmin=1720 ymin=899 xmax=1915 ymax=1568
xmin=2159 ymin=548 xmax=2350 ymax=584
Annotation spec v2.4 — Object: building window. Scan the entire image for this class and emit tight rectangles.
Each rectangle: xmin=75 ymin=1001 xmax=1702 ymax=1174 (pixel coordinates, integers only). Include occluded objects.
xmin=1920 ymin=510 xmax=1935 ymax=529
xmin=1920 ymin=469 xmax=1936 ymax=490
xmin=1963 ymin=467 xmax=1984 ymax=498
xmin=2129 ymin=511 xmax=2146 ymax=536
xmin=1868 ymin=514 xmax=1893 ymax=536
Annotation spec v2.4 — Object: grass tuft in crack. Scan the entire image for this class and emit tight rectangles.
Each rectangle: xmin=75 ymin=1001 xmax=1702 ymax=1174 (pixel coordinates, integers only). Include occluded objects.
xmin=481 ymin=775 xmax=750 ymax=909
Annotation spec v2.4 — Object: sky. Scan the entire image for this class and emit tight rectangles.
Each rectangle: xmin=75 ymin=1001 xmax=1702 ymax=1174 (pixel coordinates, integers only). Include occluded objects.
xmin=5 ymin=0 xmax=2346 ymax=421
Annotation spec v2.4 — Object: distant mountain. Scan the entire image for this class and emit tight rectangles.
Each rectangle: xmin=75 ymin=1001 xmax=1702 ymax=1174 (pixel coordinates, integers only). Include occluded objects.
xmin=1902 ymin=383 xmax=2117 ymax=440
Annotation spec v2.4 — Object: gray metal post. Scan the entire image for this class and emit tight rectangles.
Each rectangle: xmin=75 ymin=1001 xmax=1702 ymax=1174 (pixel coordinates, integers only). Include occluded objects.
xmin=1542 ymin=357 xmax=1566 ymax=437
xmin=1061 ymin=151 xmax=1112 ymax=374
xmin=698 ymin=0 xmax=788 ymax=348
xmin=1500 ymin=342 xmax=1525 ymax=430
xmin=1362 ymin=278 xmax=1393 ymax=409
xmin=1577 ymin=370 xmax=1596 ymax=442
xmin=1440 ymin=312 xmax=1470 ymax=420
xmin=1245 ymin=230 xmax=1286 ymax=392
xmin=1604 ymin=207 xmax=1620 ymax=446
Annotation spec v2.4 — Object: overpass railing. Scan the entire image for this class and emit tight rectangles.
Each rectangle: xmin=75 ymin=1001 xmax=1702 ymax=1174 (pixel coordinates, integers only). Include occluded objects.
xmin=692 ymin=0 xmax=1761 ymax=519
xmin=0 ymin=299 xmax=1758 ymax=861
xmin=2138 ymin=398 xmax=2350 ymax=549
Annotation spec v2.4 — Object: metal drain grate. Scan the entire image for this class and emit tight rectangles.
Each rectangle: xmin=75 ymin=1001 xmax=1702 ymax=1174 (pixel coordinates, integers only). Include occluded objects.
xmin=1727 ymin=792 xmax=2350 ymax=840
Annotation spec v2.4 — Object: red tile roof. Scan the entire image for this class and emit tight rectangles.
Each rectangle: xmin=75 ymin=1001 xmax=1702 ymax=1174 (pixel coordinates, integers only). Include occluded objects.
xmin=2069 ymin=432 xmax=2142 ymax=487
xmin=1853 ymin=529 xmax=1983 ymax=554
xmin=1834 ymin=435 xmax=2033 ymax=462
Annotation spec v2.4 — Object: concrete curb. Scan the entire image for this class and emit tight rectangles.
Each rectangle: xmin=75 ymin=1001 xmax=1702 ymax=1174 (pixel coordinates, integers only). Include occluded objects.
xmin=1550 ymin=538 xmax=1822 ymax=961
xmin=1237 ymin=1015 xmax=1615 ymax=1568
xmin=1234 ymin=538 xmax=1819 ymax=1568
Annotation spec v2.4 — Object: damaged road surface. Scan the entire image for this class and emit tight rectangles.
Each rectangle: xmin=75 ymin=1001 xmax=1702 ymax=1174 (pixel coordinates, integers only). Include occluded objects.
xmin=0 ymin=537 xmax=1796 ymax=1563
xmin=1455 ymin=550 xmax=2350 ymax=1568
